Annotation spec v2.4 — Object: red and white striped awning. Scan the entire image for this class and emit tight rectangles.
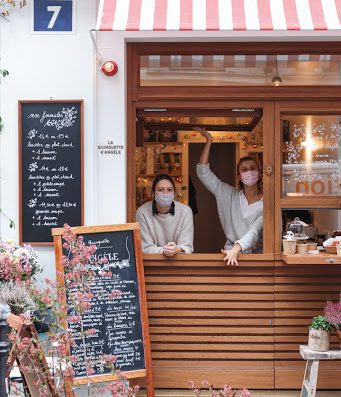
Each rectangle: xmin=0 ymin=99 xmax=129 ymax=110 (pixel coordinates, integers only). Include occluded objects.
xmin=96 ymin=0 xmax=341 ymax=31
xmin=140 ymin=54 xmax=341 ymax=68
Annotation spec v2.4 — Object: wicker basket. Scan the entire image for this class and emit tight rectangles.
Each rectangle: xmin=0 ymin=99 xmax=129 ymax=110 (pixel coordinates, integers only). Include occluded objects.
xmin=325 ymin=246 xmax=337 ymax=254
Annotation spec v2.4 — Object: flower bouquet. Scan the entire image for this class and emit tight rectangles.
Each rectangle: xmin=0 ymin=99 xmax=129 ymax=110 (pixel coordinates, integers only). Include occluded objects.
xmin=0 ymin=240 xmax=41 ymax=282
xmin=324 ymin=294 xmax=341 ymax=345
xmin=0 ymin=240 xmax=42 ymax=315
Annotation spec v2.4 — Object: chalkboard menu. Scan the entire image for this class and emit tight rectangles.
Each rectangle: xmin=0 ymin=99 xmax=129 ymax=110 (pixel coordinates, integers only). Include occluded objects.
xmin=19 ymin=100 xmax=83 ymax=244
xmin=52 ymin=224 xmax=154 ymax=395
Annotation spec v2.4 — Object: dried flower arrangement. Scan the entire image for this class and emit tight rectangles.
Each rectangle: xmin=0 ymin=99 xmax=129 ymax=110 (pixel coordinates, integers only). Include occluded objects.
xmin=0 ymin=240 xmax=42 ymax=314
xmin=324 ymin=294 xmax=341 ymax=331
xmin=189 ymin=380 xmax=252 ymax=397
xmin=0 ymin=281 xmax=37 ymax=315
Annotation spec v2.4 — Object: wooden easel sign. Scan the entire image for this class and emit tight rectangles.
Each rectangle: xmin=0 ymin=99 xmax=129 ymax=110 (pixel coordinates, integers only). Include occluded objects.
xmin=6 ymin=314 xmax=59 ymax=397
xmin=52 ymin=223 xmax=154 ymax=397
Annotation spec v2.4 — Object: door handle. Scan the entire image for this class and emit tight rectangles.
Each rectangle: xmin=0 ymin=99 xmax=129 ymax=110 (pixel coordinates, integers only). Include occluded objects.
xmin=265 ymin=164 xmax=273 ymax=176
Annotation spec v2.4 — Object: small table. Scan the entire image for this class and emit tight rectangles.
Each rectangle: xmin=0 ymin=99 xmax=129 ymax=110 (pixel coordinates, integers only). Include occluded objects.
xmin=299 ymin=345 xmax=341 ymax=397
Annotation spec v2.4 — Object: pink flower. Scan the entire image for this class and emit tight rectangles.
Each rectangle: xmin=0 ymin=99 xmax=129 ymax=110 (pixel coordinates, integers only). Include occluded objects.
xmin=240 ymin=388 xmax=252 ymax=397
xmin=84 ymin=328 xmax=98 ymax=336
xmin=110 ymin=289 xmax=122 ymax=298
xmin=68 ymin=315 xmax=81 ymax=323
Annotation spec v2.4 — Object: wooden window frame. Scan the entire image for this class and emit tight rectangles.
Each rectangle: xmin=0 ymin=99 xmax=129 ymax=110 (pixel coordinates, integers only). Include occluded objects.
xmin=127 ymin=41 xmax=341 ymax=258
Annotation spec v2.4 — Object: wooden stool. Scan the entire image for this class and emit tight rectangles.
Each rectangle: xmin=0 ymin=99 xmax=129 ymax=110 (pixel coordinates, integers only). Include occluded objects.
xmin=299 ymin=345 xmax=341 ymax=397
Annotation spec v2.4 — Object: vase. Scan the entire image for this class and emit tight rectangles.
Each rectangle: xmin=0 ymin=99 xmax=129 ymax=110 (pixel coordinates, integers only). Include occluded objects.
xmin=308 ymin=329 xmax=329 ymax=352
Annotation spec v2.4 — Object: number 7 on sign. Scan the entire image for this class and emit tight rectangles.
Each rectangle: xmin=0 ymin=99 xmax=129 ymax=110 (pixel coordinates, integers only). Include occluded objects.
xmin=47 ymin=6 xmax=61 ymax=29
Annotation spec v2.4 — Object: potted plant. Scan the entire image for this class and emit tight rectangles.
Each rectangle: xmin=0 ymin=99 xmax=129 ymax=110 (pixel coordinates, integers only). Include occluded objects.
xmin=324 ymin=294 xmax=341 ymax=346
xmin=308 ymin=315 xmax=332 ymax=352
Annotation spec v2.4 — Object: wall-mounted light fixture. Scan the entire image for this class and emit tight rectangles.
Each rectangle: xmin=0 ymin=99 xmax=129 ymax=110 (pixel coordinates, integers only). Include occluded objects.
xmin=101 ymin=61 xmax=118 ymax=76
xmin=272 ymin=58 xmax=282 ymax=86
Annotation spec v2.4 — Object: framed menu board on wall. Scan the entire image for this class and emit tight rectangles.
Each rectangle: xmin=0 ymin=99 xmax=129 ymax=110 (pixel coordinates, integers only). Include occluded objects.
xmin=19 ymin=100 xmax=83 ymax=245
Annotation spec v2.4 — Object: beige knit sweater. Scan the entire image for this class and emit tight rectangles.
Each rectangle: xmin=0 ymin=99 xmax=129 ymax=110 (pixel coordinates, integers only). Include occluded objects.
xmin=136 ymin=201 xmax=194 ymax=254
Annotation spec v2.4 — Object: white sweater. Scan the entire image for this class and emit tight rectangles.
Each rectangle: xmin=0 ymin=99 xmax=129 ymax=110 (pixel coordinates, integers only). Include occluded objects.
xmin=136 ymin=201 xmax=194 ymax=254
xmin=197 ymin=163 xmax=263 ymax=253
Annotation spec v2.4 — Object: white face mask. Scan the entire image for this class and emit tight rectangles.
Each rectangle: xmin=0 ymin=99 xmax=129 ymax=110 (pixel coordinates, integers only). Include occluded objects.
xmin=154 ymin=192 xmax=174 ymax=207
xmin=240 ymin=170 xmax=259 ymax=186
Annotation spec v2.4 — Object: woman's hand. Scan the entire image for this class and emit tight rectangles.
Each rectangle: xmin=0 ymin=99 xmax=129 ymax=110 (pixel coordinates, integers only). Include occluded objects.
xmin=221 ymin=244 xmax=242 ymax=266
xmin=194 ymin=127 xmax=212 ymax=142
xmin=163 ymin=242 xmax=180 ymax=257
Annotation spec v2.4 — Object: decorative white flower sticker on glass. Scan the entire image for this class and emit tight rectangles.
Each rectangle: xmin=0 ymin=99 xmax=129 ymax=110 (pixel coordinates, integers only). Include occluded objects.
xmin=286 ymin=141 xmax=301 ymax=164
xmin=331 ymin=123 xmax=341 ymax=139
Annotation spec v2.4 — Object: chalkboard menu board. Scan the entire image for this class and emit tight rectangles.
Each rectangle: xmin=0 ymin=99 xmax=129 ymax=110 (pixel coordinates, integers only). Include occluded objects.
xmin=52 ymin=224 xmax=154 ymax=396
xmin=19 ymin=100 xmax=83 ymax=244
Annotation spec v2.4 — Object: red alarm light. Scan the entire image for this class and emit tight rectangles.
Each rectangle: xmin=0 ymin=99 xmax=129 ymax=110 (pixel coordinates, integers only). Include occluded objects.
xmin=101 ymin=61 xmax=118 ymax=76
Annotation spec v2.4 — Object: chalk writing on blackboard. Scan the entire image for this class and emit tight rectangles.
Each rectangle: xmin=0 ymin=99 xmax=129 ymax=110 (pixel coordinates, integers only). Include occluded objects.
xmin=65 ymin=230 xmax=145 ymax=378
xmin=20 ymin=101 xmax=83 ymax=244
xmin=52 ymin=224 xmax=154 ymax=397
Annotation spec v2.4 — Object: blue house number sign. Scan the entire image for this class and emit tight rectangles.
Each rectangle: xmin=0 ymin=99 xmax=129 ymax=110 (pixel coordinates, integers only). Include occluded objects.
xmin=34 ymin=0 xmax=73 ymax=32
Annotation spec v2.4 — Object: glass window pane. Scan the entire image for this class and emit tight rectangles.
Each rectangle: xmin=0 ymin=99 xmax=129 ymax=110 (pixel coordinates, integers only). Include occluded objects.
xmin=140 ymin=54 xmax=341 ymax=87
xmin=282 ymin=209 xmax=341 ymax=248
xmin=282 ymin=114 xmax=341 ymax=197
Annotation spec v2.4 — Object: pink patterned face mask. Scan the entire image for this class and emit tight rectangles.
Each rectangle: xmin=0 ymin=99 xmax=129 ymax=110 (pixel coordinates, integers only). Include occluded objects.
xmin=240 ymin=170 xmax=259 ymax=186
xmin=155 ymin=192 xmax=174 ymax=207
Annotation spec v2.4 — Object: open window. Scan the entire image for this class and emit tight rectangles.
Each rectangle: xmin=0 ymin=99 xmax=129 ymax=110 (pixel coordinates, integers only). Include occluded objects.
xmin=134 ymin=107 xmax=268 ymax=254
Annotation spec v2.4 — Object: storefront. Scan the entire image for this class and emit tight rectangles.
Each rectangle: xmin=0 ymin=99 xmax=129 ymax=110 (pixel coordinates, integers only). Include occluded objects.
xmin=95 ymin=0 xmax=341 ymax=389
xmin=1 ymin=0 xmax=341 ymax=392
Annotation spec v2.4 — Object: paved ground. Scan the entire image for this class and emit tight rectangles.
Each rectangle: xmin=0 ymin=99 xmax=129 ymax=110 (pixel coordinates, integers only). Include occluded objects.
xmin=8 ymin=387 xmax=341 ymax=397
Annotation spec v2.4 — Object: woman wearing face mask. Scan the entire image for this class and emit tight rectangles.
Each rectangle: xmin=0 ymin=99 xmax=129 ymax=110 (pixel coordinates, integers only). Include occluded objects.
xmin=136 ymin=174 xmax=194 ymax=256
xmin=195 ymin=127 xmax=263 ymax=266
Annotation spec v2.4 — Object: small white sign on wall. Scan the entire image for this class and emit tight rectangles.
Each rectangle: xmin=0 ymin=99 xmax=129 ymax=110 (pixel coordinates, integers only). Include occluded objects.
xmin=33 ymin=0 xmax=73 ymax=32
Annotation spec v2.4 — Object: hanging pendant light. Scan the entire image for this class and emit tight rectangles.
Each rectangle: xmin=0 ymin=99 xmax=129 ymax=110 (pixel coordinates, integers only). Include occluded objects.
xmin=272 ymin=58 xmax=282 ymax=86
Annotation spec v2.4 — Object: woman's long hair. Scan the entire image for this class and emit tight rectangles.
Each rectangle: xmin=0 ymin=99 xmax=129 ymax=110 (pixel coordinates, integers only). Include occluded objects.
xmin=237 ymin=156 xmax=263 ymax=192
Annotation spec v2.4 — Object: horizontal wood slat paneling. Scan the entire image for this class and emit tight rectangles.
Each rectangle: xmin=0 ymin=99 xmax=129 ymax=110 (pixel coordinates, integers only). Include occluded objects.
xmin=149 ymin=318 xmax=270 ymax=326
xmin=148 ymin=309 xmax=274 ymax=318
xmin=147 ymin=292 xmax=274 ymax=300
xmin=143 ymin=259 xmax=341 ymax=390
xmin=144 ymin=260 xmax=274 ymax=388
xmin=274 ymin=264 xmax=341 ymax=389
xmin=151 ymin=343 xmax=274 ymax=351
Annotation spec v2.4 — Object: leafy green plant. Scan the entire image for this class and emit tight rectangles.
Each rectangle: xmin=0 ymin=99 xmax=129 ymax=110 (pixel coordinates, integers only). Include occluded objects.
xmin=0 ymin=69 xmax=9 ymax=77
xmin=310 ymin=315 xmax=332 ymax=331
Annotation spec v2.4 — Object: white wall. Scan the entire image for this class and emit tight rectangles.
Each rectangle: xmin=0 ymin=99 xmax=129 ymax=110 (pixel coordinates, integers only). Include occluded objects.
xmin=0 ymin=1 xmax=97 ymax=281
xmin=1 ymin=1 xmax=341 ymax=283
